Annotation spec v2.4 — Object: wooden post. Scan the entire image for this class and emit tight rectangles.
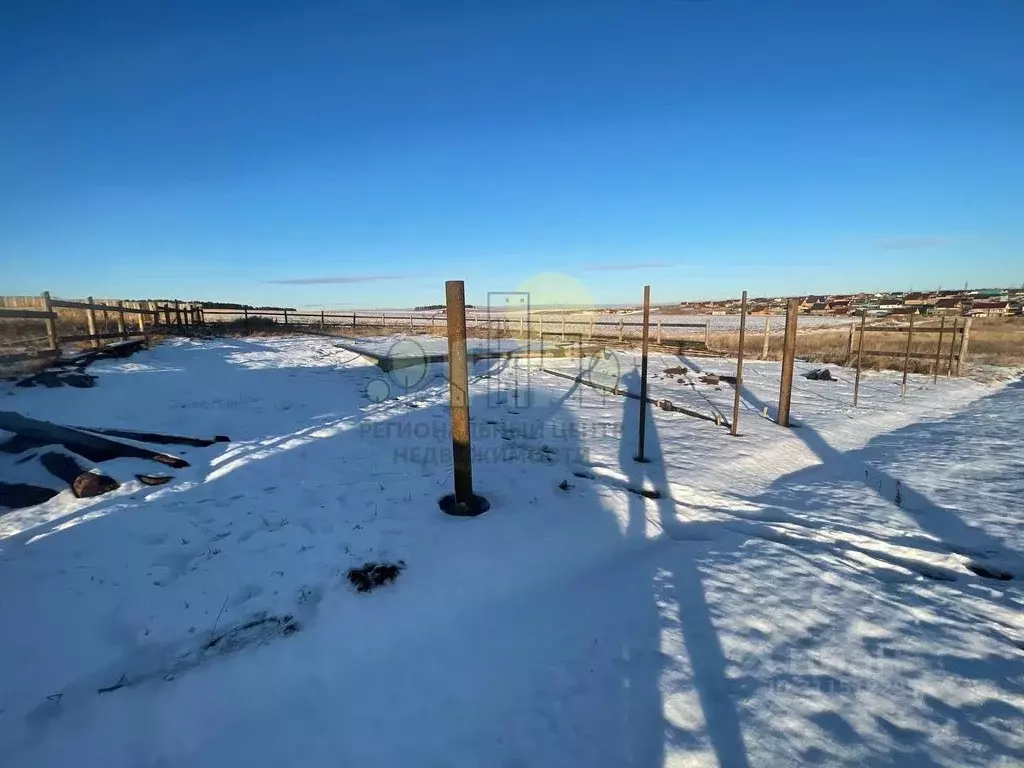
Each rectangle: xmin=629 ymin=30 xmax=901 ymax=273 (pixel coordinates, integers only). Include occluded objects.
xmin=901 ymin=314 xmax=915 ymax=399
xmin=731 ymin=291 xmax=748 ymax=436
xmin=243 ymin=306 xmax=249 ymax=334
xmin=957 ymin=317 xmax=972 ymax=375
xmin=705 ymin=318 xmax=711 ymax=348
xmin=520 ymin=315 xmax=525 ymax=338
xmin=283 ymin=308 xmax=289 ymax=326
xmin=946 ymin=318 xmax=958 ymax=377
xmin=656 ymin=319 xmax=662 ymax=344
xmin=777 ymin=298 xmax=799 ymax=426
xmin=845 ymin=322 xmax=855 ymax=363
xmin=442 ymin=280 xmax=486 ymax=515
xmin=853 ymin=311 xmax=866 ymax=407
xmin=561 ymin=314 xmax=566 ymax=341
xmin=761 ymin=316 xmax=772 ymax=359
xmin=41 ymin=291 xmax=58 ymax=351
xmin=589 ymin=317 xmax=594 ymax=340
xmin=174 ymin=300 xmax=182 ymax=328
xmin=409 ymin=314 xmax=414 ymax=332
xmin=321 ymin=310 xmax=326 ymax=330
xmin=352 ymin=312 xmax=357 ymax=330
xmin=636 ymin=286 xmax=652 ymax=461
xmin=85 ymin=296 xmax=98 ymax=348
xmin=618 ymin=317 xmax=623 ymax=341
xmin=116 ymin=300 xmax=127 ymax=340
xmin=933 ymin=316 xmax=946 ymax=383
xmin=164 ymin=303 xmax=172 ymax=326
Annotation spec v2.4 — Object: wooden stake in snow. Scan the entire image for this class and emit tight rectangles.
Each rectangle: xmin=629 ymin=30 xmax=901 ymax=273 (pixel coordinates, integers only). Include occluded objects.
xmin=777 ymin=298 xmax=799 ymax=426
xmin=854 ymin=311 xmax=866 ymax=407
xmin=901 ymin=314 xmax=915 ymax=399
xmin=933 ymin=315 xmax=946 ymax=383
xmin=731 ymin=290 xmax=748 ymax=437
xmin=440 ymin=280 xmax=488 ymax=516
xmin=761 ymin=315 xmax=771 ymax=360
xmin=635 ymin=285 xmax=652 ymax=462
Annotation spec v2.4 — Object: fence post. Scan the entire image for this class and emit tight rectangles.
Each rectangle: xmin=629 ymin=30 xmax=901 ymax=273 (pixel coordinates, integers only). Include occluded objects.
xmin=441 ymin=280 xmax=487 ymax=516
xmin=618 ymin=317 xmax=623 ymax=341
xmin=731 ymin=291 xmax=748 ymax=436
xmin=136 ymin=302 xmax=146 ymax=333
xmin=761 ymin=315 xmax=771 ymax=359
xmin=777 ymin=298 xmax=799 ymax=425
xmin=956 ymin=317 xmax=972 ymax=375
xmin=933 ymin=316 xmax=946 ymax=383
xmin=946 ymin=318 xmax=958 ymax=377
xmin=589 ymin=317 xmax=594 ymax=340
xmin=561 ymin=314 xmax=566 ymax=341
xmin=164 ymin=303 xmax=172 ymax=326
xmin=636 ymin=286 xmax=652 ymax=461
xmin=352 ymin=312 xmax=357 ymax=331
xmin=41 ymin=291 xmax=58 ymax=351
xmin=853 ymin=311 xmax=866 ymax=407
xmin=85 ymin=297 xmax=99 ymax=348
xmin=116 ymin=300 xmax=127 ymax=340
xmin=656 ymin=319 xmax=662 ymax=344
xmin=845 ymin=321 xmax=854 ymax=363
xmin=174 ymin=300 xmax=182 ymax=328
xmin=519 ymin=315 xmax=525 ymax=338
xmin=243 ymin=307 xmax=249 ymax=334
xmin=321 ymin=310 xmax=326 ymax=330
xmin=901 ymin=314 xmax=915 ymax=399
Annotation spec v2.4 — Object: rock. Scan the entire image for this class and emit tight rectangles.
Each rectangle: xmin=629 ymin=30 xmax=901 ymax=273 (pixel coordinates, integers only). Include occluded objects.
xmin=803 ymin=368 xmax=834 ymax=381
xmin=664 ymin=366 xmax=688 ymax=375
xmin=72 ymin=471 xmax=120 ymax=498
xmin=700 ymin=373 xmax=720 ymax=385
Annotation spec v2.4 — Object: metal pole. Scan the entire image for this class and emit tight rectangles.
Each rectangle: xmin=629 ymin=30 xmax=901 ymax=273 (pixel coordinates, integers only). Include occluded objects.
xmin=933 ymin=315 xmax=946 ymax=383
xmin=443 ymin=280 xmax=485 ymax=515
xmin=731 ymin=290 xmax=748 ymax=436
xmin=901 ymin=314 xmax=915 ymax=399
xmin=946 ymin=318 xmax=958 ymax=377
xmin=853 ymin=311 xmax=866 ymax=407
xmin=761 ymin=315 xmax=771 ymax=359
xmin=636 ymin=286 xmax=652 ymax=462
xmin=777 ymin=298 xmax=799 ymax=426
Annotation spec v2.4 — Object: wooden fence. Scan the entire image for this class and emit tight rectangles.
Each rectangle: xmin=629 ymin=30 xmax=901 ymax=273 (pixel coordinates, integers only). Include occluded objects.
xmin=0 ymin=293 xmax=205 ymax=368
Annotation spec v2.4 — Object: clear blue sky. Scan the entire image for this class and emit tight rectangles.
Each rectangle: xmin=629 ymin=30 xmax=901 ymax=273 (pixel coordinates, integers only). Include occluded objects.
xmin=1 ymin=0 xmax=1021 ymax=308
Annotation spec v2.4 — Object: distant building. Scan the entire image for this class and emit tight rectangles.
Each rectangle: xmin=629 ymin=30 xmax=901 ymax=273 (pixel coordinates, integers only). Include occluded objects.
xmin=969 ymin=301 xmax=1013 ymax=317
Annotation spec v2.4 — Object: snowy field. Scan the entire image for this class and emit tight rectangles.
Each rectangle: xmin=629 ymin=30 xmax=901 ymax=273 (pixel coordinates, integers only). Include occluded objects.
xmin=1 ymin=335 xmax=1022 ymax=767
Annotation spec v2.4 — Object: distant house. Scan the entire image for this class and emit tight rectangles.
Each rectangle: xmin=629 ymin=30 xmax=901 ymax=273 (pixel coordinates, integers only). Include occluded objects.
xmin=826 ymin=300 xmax=851 ymax=315
xmin=878 ymin=299 xmax=904 ymax=310
xmin=969 ymin=301 xmax=1013 ymax=317
xmin=888 ymin=306 xmax=921 ymax=316
xmin=934 ymin=297 xmax=963 ymax=315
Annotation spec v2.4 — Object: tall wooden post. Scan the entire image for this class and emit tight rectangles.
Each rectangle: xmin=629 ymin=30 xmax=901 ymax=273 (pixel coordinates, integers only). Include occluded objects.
xmin=85 ymin=297 xmax=98 ymax=348
xmin=136 ymin=302 xmax=146 ymax=333
xmin=853 ymin=311 xmax=866 ymax=407
xmin=40 ymin=291 xmax=58 ymax=351
xmin=731 ymin=290 xmax=748 ymax=437
xmin=589 ymin=317 xmax=594 ymax=340
xmin=618 ymin=317 xmax=624 ymax=341
xmin=933 ymin=316 xmax=946 ymax=383
xmin=520 ymin=315 xmax=525 ymax=338
xmin=705 ymin=318 xmax=711 ymax=348
xmin=956 ymin=317 xmax=972 ymax=375
xmin=946 ymin=318 xmax=958 ymax=377
xmin=243 ymin=307 xmax=249 ymax=334
xmin=164 ymin=303 xmax=172 ymax=326
xmin=656 ymin=320 xmax=662 ymax=345
xmin=636 ymin=286 xmax=652 ymax=462
xmin=901 ymin=314 xmax=915 ymax=399
xmin=321 ymin=310 xmax=326 ymax=330
xmin=761 ymin=315 xmax=771 ymax=359
xmin=561 ymin=314 xmax=566 ymax=341
xmin=174 ymin=300 xmax=182 ymax=328
xmin=116 ymin=300 xmax=127 ymax=340
xmin=352 ymin=312 xmax=357 ymax=330
xmin=777 ymin=298 xmax=799 ymax=426
xmin=845 ymin=322 xmax=855 ymax=363
xmin=441 ymin=280 xmax=487 ymax=515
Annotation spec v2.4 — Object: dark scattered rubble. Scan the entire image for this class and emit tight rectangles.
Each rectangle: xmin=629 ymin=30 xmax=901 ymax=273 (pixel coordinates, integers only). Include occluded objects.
xmin=803 ymin=368 xmax=835 ymax=381
xmin=347 ymin=561 xmax=406 ymax=593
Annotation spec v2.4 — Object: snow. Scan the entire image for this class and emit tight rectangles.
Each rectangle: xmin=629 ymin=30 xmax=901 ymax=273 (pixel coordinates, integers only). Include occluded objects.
xmin=1 ymin=335 xmax=1022 ymax=767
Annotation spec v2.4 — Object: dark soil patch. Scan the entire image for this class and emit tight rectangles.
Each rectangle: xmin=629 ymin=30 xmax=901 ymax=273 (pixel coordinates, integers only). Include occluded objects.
xmin=347 ymin=561 xmax=406 ymax=593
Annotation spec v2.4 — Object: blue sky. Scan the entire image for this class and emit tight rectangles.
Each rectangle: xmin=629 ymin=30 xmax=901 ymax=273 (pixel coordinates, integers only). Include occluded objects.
xmin=1 ymin=0 xmax=1021 ymax=308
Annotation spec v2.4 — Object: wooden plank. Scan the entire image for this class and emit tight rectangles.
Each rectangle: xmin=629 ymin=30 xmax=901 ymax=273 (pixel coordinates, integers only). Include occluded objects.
xmin=777 ymin=298 xmax=799 ymax=426
xmin=0 ymin=349 xmax=60 ymax=365
xmin=41 ymin=292 xmax=59 ymax=350
xmin=858 ymin=350 xmax=959 ymax=361
xmin=0 ymin=308 xmax=57 ymax=319
xmin=861 ymin=326 xmax=960 ymax=334
xmin=957 ymin=318 xmax=972 ymax=375
xmin=85 ymin=296 xmax=98 ymax=349
xmin=60 ymin=331 xmax=145 ymax=343
xmin=48 ymin=299 xmax=155 ymax=314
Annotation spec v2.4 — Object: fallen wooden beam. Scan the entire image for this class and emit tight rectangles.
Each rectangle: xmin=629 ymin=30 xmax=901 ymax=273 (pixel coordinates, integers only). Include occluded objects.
xmin=73 ymin=426 xmax=230 ymax=447
xmin=0 ymin=411 xmax=189 ymax=468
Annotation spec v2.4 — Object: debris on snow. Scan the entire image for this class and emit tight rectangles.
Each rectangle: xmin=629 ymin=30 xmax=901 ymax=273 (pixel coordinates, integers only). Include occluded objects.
xmin=347 ymin=561 xmax=405 ymax=593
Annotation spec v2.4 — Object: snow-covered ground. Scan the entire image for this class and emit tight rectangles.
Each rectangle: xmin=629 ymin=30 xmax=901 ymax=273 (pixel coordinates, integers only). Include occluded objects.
xmin=1 ymin=335 xmax=1022 ymax=767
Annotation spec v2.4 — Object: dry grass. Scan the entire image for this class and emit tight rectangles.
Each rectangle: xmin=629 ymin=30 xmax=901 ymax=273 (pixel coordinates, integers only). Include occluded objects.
xmin=707 ymin=316 xmax=1024 ymax=372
